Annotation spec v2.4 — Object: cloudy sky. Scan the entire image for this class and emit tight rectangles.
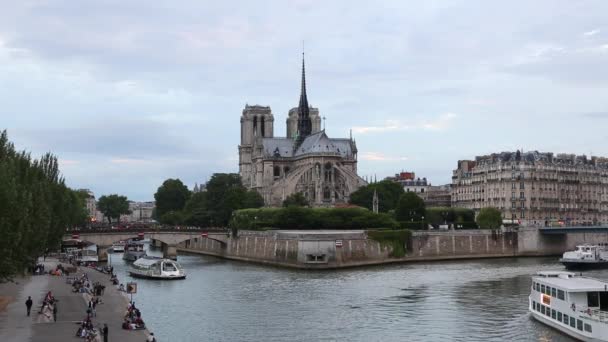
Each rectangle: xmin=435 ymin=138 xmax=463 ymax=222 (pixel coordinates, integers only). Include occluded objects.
xmin=2 ymin=0 xmax=608 ymax=201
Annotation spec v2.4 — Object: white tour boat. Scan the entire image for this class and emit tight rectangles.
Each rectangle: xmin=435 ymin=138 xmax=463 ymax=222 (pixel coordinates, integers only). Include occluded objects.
xmin=561 ymin=244 xmax=608 ymax=270
xmin=111 ymin=241 xmax=125 ymax=253
xmin=129 ymin=256 xmax=186 ymax=280
xmin=529 ymin=271 xmax=608 ymax=341
xmin=122 ymin=240 xmax=146 ymax=262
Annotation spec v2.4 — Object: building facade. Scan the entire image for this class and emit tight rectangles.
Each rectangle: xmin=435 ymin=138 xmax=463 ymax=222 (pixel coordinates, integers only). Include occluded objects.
xmin=78 ymin=189 xmax=97 ymax=220
xmin=388 ymin=172 xmax=429 ymax=194
xmin=238 ymin=55 xmax=366 ymax=206
xmin=420 ymin=184 xmax=452 ymax=207
xmin=451 ymin=151 xmax=608 ymax=226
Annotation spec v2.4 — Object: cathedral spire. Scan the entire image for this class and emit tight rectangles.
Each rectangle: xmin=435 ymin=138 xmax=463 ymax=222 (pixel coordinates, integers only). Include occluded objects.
xmin=296 ymin=50 xmax=312 ymax=146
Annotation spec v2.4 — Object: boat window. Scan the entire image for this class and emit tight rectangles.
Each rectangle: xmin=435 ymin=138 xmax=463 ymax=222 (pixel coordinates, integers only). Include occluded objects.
xmin=563 ymin=314 xmax=569 ymax=325
xmin=540 ymin=306 xmax=545 ymax=314
xmin=532 ymin=300 xmax=536 ymax=309
xmin=536 ymin=283 xmax=540 ymax=292
xmin=545 ymin=307 xmax=550 ymax=317
xmin=551 ymin=309 xmax=556 ymax=319
xmin=557 ymin=312 xmax=562 ymax=322
xmin=577 ymin=319 xmax=583 ymax=331
xmin=551 ymin=288 xmax=556 ymax=298
xmin=570 ymin=317 xmax=575 ymax=328
xmin=541 ymin=284 xmax=545 ymax=294
xmin=584 ymin=323 xmax=592 ymax=333
xmin=588 ymin=292 xmax=599 ymax=307
xmin=163 ymin=263 xmax=177 ymax=271
xmin=557 ymin=290 xmax=565 ymax=300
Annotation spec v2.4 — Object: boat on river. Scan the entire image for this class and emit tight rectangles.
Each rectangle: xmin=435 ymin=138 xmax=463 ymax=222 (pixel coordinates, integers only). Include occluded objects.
xmin=529 ymin=270 xmax=608 ymax=341
xmin=129 ymin=256 xmax=186 ymax=280
xmin=122 ymin=240 xmax=146 ymax=262
xmin=110 ymin=241 xmax=125 ymax=253
xmin=560 ymin=244 xmax=608 ymax=270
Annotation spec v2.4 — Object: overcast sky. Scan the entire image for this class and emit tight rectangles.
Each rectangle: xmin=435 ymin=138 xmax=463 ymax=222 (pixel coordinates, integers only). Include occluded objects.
xmin=2 ymin=0 xmax=608 ymax=201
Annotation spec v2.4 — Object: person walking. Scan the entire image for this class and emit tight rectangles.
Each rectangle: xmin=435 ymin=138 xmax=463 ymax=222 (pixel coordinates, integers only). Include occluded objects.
xmin=102 ymin=323 xmax=108 ymax=342
xmin=25 ymin=296 xmax=33 ymax=316
xmin=52 ymin=304 xmax=57 ymax=322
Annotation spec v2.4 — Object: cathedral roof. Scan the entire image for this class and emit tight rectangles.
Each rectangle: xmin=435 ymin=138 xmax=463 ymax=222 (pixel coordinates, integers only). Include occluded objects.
xmin=262 ymin=131 xmax=354 ymax=159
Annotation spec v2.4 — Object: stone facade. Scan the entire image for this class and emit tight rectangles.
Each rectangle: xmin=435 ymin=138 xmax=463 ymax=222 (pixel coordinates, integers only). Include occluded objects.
xmin=238 ymin=55 xmax=366 ymax=206
xmin=451 ymin=151 xmax=608 ymax=226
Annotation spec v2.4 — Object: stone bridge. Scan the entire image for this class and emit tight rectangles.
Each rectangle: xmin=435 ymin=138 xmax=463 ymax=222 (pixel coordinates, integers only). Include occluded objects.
xmin=65 ymin=229 xmax=229 ymax=260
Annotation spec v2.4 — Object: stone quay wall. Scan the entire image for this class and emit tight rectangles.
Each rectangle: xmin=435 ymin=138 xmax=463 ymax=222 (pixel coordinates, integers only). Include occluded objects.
xmin=177 ymin=229 xmax=538 ymax=269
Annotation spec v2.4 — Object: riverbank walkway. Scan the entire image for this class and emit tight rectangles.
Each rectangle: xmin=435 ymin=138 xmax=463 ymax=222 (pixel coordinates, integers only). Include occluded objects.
xmin=0 ymin=258 xmax=150 ymax=342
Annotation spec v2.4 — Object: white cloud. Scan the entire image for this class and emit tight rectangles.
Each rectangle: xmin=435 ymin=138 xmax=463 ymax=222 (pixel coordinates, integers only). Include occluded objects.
xmin=352 ymin=113 xmax=457 ymax=134
xmin=360 ymin=152 xmax=408 ymax=162
xmin=583 ymin=29 xmax=600 ymax=37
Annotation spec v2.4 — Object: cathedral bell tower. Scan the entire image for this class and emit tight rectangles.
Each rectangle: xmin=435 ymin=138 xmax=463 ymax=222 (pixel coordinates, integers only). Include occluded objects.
xmin=239 ymin=105 xmax=274 ymax=187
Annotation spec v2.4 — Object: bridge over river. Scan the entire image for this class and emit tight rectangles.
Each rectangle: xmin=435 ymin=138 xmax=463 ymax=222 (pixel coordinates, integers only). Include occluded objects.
xmin=64 ymin=228 xmax=230 ymax=260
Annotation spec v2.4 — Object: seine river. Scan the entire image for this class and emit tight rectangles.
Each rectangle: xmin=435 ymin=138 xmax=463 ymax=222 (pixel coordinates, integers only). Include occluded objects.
xmin=107 ymin=246 xmax=607 ymax=342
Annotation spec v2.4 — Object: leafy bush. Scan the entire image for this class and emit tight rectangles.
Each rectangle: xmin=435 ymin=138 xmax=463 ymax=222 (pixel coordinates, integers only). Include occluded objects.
xmin=229 ymin=207 xmax=398 ymax=230
xmin=398 ymin=221 xmax=428 ymax=230
xmin=367 ymin=229 xmax=412 ymax=257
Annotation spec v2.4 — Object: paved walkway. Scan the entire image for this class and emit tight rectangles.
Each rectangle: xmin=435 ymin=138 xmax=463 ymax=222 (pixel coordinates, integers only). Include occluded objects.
xmin=0 ymin=258 xmax=150 ymax=342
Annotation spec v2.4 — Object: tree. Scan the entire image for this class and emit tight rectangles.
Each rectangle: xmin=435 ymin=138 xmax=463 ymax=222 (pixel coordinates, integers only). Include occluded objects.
xmin=154 ymin=179 xmax=191 ymax=219
xmin=160 ymin=211 xmax=184 ymax=226
xmin=282 ymin=192 xmax=309 ymax=207
xmin=476 ymin=207 xmax=502 ymax=229
xmin=180 ymin=173 xmax=264 ymax=227
xmin=97 ymin=194 xmax=131 ymax=224
xmin=395 ymin=192 xmax=426 ymax=222
xmin=0 ymin=130 xmax=89 ymax=282
xmin=349 ymin=180 xmax=404 ymax=212
xmin=243 ymin=190 xmax=265 ymax=209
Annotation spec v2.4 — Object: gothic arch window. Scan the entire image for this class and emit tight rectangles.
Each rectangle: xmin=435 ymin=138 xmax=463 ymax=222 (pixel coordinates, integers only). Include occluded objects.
xmin=253 ymin=116 xmax=258 ymax=137
xmin=323 ymin=187 xmax=331 ymax=200
xmin=261 ymin=116 xmax=265 ymax=137
xmin=274 ymin=166 xmax=281 ymax=178
xmin=324 ymin=163 xmax=332 ymax=182
xmin=284 ymin=166 xmax=290 ymax=174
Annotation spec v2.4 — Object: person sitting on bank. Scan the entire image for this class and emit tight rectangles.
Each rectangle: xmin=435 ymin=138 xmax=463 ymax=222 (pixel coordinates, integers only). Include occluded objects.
xmin=118 ymin=283 xmax=125 ymax=291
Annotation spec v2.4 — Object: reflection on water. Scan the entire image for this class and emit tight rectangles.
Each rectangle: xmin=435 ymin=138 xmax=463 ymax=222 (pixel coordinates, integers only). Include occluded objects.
xmin=105 ymin=246 xmax=608 ymax=342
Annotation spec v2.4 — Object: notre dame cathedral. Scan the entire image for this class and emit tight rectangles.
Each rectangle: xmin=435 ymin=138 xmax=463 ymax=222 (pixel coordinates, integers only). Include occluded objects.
xmin=238 ymin=54 xmax=367 ymax=206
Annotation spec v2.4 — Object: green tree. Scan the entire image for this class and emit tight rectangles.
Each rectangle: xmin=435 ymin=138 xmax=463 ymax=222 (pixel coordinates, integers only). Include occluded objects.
xmin=476 ymin=207 xmax=503 ymax=229
xmin=0 ymin=130 xmax=88 ymax=282
xmin=395 ymin=192 xmax=426 ymax=222
xmin=97 ymin=194 xmax=131 ymax=224
xmin=154 ymin=179 xmax=191 ymax=219
xmin=181 ymin=173 xmax=264 ymax=227
xmin=282 ymin=192 xmax=309 ymax=207
xmin=243 ymin=190 xmax=265 ymax=209
xmin=349 ymin=180 xmax=404 ymax=212
xmin=160 ymin=210 xmax=184 ymax=225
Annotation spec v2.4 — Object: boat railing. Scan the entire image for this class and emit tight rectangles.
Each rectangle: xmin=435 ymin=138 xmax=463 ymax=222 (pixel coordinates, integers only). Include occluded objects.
xmin=588 ymin=309 xmax=608 ymax=322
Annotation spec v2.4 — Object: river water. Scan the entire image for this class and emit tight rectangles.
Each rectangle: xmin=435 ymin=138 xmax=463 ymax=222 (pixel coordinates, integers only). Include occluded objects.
xmin=107 ymin=246 xmax=608 ymax=342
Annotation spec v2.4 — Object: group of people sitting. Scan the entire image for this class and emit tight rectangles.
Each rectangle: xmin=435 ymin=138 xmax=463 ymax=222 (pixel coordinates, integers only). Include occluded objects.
xmin=110 ymin=273 xmax=119 ymax=285
xmin=71 ymin=273 xmax=93 ymax=294
xmin=122 ymin=302 xmax=146 ymax=330
xmin=33 ymin=263 xmax=45 ymax=275
xmin=75 ymin=315 xmax=98 ymax=340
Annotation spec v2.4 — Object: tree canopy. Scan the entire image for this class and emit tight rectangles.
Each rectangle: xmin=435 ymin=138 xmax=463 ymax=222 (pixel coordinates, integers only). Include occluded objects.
xmin=476 ymin=207 xmax=503 ymax=229
xmin=97 ymin=194 xmax=131 ymax=224
xmin=349 ymin=180 xmax=404 ymax=212
xmin=395 ymin=192 xmax=426 ymax=222
xmin=282 ymin=192 xmax=309 ymax=207
xmin=0 ymin=130 xmax=88 ymax=282
xmin=162 ymin=173 xmax=264 ymax=227
xmin=154 ymin=178 xmax=191 ymax=220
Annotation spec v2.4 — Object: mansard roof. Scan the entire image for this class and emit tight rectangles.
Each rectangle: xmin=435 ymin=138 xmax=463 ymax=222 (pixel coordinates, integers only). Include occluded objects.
xmin=261 ymin=130 xmax=354 ymax=159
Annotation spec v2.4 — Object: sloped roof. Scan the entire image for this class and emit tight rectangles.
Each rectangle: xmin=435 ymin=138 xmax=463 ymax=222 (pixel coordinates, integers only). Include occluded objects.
xmin=261 ymin=131 xmax=354 ymax=159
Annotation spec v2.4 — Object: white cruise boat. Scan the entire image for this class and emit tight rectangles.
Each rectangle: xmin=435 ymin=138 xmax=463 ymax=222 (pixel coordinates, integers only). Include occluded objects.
xmin=560 ymin=244 xmax=608 ymax=270
xmin=122 ymin=240 xmax=146 ymax=262
xmin=529 ymin=271 xmax=608 ymax=341
xmin=111 ymin=241 xmax=125 ymax=253
xmin=129 ymin=256 xmax=186 ymax=280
